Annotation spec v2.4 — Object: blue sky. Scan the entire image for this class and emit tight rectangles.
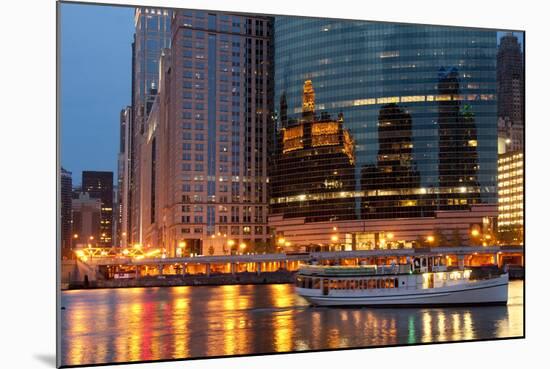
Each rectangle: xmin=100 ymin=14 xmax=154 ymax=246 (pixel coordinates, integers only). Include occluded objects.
xmin=59 ymin=3 xmax=524 ymax=186
xmin=60 ymin=2 xmax=134 ymax=186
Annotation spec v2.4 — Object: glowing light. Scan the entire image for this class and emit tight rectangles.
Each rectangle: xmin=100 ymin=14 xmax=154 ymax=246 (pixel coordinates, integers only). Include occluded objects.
xmin=387 ymin=233 xmax=394 ymax=240
xmin=426 ymin=236 xmax=435 ymax=243
xmin=471 ymin=229 xmax=480 ymax=237
xmin=331 ymin=235 xmax=339 ymax=242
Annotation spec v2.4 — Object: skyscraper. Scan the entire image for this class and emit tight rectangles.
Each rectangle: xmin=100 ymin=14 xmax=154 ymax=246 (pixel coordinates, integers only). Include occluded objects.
xmin=497 ymin=151 xmax=523 ymax=244
xmin=271 ymin=80 xmax=356 ymax=223
xmin=71 ymin=192 xmax=102 ymax=247
xmin=497 ymin=33 xmax=524 ymax=151
xmin=82 ymin=171 xmax=113 ymax=247
xmin=60 ymin=167 xmax=72 ymax=256
xmin=117 ymin=106 xmax=131 ymax=247
xmin=496 ymin=33 xmax=524 ymax=245
xmin=361 ymin=103 xmax=421 ymax=219
xmin=271 ymin=19 xmax=498 ymax=249
xmin=129 ymin=7 xmax=172 ymax=246
xmin=137 ymin=10 xmax=274 ymax=256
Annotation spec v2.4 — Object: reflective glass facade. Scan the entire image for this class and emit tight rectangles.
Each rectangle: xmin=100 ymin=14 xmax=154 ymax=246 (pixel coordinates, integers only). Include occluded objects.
xmin=272 ymin=18 xmax=498 ymax=222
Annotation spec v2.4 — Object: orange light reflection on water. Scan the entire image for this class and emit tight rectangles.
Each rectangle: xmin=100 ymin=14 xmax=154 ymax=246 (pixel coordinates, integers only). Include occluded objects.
xmin=61 ymin=281 xmax=524 ymax=367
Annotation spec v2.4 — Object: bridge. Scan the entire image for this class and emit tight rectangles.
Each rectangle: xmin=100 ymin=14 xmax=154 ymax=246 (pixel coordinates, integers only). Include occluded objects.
xmin=63 ymin=245 xmax=523 ymax=285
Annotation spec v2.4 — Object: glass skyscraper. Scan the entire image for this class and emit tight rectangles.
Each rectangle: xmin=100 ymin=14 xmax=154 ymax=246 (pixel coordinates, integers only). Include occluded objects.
xmin=271 ymin=18 xmax=498 ymax=248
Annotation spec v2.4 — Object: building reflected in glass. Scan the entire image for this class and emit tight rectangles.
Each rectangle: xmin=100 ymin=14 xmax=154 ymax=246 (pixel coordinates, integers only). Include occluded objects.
xmin=271 ymin=19 xmax=498 ymax=249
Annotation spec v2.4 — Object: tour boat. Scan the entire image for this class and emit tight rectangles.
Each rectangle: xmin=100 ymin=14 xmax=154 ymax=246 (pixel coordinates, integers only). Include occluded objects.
xmin=294 ymin=258 xmax=508 ymax=307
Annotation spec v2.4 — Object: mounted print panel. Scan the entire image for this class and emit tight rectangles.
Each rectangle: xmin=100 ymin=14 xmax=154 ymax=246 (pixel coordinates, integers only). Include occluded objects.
xmin=57 ymin=1 xmax=525 ymax=367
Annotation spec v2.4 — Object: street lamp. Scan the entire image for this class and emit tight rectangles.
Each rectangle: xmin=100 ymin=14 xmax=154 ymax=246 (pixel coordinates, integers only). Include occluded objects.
xmin=177 ymin=241 xmax=186 ymax=257
xmin=239 ymin=242 xmax=246 ymax=254
xmin=226 ymin=239 xmax=235 ymax=255
xmin=72 ymin=233 xmax=79 ymax=251
xmin=426 ymin=235 xmax=435 ymax=243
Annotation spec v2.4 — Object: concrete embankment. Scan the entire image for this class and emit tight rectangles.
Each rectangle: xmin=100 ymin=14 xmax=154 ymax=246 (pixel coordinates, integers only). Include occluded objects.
xmin=68 ymin=270 xmax=296 ymax=290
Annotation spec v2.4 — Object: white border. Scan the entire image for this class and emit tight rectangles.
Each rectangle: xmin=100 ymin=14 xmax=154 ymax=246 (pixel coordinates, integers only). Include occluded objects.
xmin=2 ymin=0 xmax=546 ymax=368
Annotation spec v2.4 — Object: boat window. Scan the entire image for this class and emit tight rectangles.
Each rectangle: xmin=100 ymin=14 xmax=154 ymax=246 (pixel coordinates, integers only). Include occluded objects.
xmin=313 ymin=278 xmax=320 ymax=289
xmin=394 ymin=278 xmax=399 ymax=288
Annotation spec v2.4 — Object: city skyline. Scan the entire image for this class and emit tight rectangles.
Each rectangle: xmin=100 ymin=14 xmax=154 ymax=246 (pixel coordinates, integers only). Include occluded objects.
xmin=60 ymin=3 xmax=523 ymax=186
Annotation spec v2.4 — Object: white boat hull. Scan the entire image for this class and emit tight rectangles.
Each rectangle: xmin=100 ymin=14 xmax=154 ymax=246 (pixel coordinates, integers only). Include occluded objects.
xmin=296 ymin=273 xmax=509 ymax=307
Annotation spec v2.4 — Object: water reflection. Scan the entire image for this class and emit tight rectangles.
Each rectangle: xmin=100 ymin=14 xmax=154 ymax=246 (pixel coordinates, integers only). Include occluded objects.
xmin=61 ymin=281 xmax=524 ymax=367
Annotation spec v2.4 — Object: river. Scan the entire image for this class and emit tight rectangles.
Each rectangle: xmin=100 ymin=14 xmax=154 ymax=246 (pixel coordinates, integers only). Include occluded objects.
xmin=60 ymin=280 xmax=523 ymax=366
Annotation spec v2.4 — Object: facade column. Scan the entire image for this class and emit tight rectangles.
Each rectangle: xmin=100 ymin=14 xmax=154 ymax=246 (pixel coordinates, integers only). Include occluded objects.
xmin=457 ymin=255 xmax=465 ymax=270
xmin=494 ymin=253 xmax=500 ymax=267
xmin=230 ymin=263 xmax=236 ymax=275
xmin=256 ymin=262 xmax=262 ymax=275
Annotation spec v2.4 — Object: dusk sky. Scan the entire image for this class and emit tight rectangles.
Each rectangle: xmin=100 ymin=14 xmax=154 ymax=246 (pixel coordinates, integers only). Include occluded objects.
xmin=60 ymin=2 xmax=134 ymax=186
xmin=59 ymin=3 xmax=524 ymax=186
